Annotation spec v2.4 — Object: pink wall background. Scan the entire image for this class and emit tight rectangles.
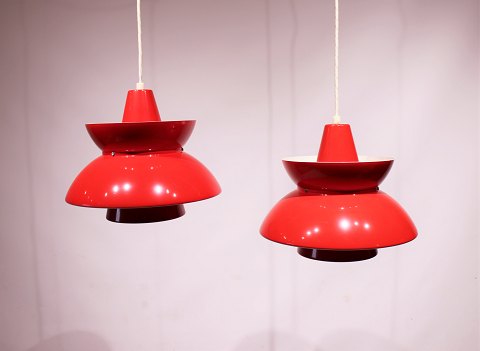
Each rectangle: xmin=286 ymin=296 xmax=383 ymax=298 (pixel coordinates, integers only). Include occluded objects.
xmin=0 ymin=0 xmax=478 ymax=350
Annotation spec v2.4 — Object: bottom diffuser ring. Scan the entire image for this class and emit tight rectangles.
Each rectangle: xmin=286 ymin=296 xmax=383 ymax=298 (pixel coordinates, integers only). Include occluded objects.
xmin=106 ymin=204 xmax=185 ymax=223
xmin=297 ymin=248 xmax=378 ymax=262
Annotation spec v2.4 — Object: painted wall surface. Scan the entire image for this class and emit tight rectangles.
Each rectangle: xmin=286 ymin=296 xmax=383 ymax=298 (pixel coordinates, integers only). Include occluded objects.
xmin=0 ymin=0 xmax=478 ymax=350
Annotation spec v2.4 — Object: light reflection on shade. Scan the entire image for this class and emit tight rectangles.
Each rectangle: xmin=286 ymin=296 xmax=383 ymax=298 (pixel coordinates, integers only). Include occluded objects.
xmin=364 ymin=223 xmax=370 ymax=229
xmin=339 ymin=219 xmax=350 ymax=231
xmin=113 ymin=185 xmax=119 ymax=193
xmin=123 ymin=183 xmax=131 ymax=191
xmin=154 ymin=185 xmax=163 ymax=194
xmin=314 ymin=227 xmax=319 ymax=233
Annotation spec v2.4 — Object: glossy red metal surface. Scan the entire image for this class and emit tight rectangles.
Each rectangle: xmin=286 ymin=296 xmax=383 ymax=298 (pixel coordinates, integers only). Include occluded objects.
xmin=87 ymin=120 xmax=195 ymax=153
xmin=260 ymin=123 xmax=417 ymax=260
xmin=297 ymin=248 xmax=378 ymax=262
xmin=317 ymin=124 xmax=358 ymax=162
xmin=122 ymin=89 xmax=161 ymax=122
xmin=66 ymin=89 xmax=221 ymax=222
xmin=106 ymin=205 xmax=186 ymax=223
xmin=260 ymin=189 xmax=417 ymax=250
xmin=283 ymin=156 xmax=393 ymax=192
xmin=66 ymin=151 xmax=220 ymax=208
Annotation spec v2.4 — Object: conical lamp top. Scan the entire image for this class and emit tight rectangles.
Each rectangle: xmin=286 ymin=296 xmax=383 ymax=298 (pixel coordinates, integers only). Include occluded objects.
xmin=122 ymin=89 xmax=161 ymax=122
xmin=317 ymin=123 xmax=358 ymax=162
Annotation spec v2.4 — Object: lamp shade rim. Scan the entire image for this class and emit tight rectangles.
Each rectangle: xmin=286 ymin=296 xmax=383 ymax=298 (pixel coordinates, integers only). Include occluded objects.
xmin=86 ymin=120 xmax=196 ymax=153
xmin=283 ymin=155 xmax=394 ymax=163
xmin=261 ymin=231 xmax=417 ymax=250
xmin=283 ymin=156 xmax=394 ymax=191
xmin=66 ymin=190 xmax=221 ymax=209
xmin=85 ymin=120 xmax=196 ymax=126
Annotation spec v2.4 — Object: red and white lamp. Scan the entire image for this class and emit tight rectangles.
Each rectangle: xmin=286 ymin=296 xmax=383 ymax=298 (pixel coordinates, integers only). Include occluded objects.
xmin=66 ymin=1 xmax=220 ymax=223
xmin=260 ymin=0 xmax=417 ymax=261
xmin=260 ymin=124 xmax=417 ymax=261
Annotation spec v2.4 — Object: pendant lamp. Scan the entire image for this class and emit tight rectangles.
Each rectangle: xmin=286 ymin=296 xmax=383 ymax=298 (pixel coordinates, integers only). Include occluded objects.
xmin=260 ymin=0 xmax=417 ymax=261
xmin=65 ymin=1 xmax=220 ymax=223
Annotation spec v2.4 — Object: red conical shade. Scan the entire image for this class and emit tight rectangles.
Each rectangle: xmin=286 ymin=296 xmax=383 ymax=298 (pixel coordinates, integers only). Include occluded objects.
xmin=122 ymin=89 xmax=161 ymax=122
xmin=317 ymin=124 xmax=358 ymax=162
xmin=66 ymin=89 xmax=221 ymax=223
xmin=260 ymin=123 xmax=417 ymax=262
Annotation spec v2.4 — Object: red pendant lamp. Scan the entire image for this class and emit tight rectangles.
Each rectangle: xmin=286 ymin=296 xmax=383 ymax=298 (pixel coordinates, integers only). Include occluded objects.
xmin=260 ymin=0 xmax=417 ymax=261
xmin=66 ymin=1 xmax=220 ymax=223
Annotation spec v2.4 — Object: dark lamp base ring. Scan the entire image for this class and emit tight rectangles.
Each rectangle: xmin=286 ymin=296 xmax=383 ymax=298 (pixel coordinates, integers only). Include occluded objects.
xmin=106 ymin=205 xmax=185 ymax=223
xmin=297 ymin=248 xmax=378 ymax=262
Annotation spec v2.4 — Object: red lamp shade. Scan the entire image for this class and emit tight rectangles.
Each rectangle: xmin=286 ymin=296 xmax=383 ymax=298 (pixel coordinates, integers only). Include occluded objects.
xmin=260 ymin=124 xmax=417 ymax=262
xmin=66 ymin=90 xmax=221 ymax=223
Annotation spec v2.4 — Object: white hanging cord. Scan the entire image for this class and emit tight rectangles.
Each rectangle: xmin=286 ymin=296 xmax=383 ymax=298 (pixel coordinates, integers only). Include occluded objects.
xmin=136 ymin=0 xmax=144 ymax=90
xmin=333 ymin=0 xmax=340 ymax=124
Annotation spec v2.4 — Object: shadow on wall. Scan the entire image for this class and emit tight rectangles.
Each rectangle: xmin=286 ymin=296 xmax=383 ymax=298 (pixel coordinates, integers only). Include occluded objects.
xmin=317 ymin=329 xmax=409 ymax=351
xmin=26 ymin=331 xmax=110 ymax=351
xmin=232 ymin=329 xmax=409 ymax=351
xmin=233 ymin=331 xmax=314 ymax=351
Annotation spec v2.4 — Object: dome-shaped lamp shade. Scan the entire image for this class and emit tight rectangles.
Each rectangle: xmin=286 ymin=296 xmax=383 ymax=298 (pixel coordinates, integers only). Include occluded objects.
xmin=66 ymin=90 xmax=221 ymax=223
xmin=260 ymin=124 xmax=417 ymax=262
